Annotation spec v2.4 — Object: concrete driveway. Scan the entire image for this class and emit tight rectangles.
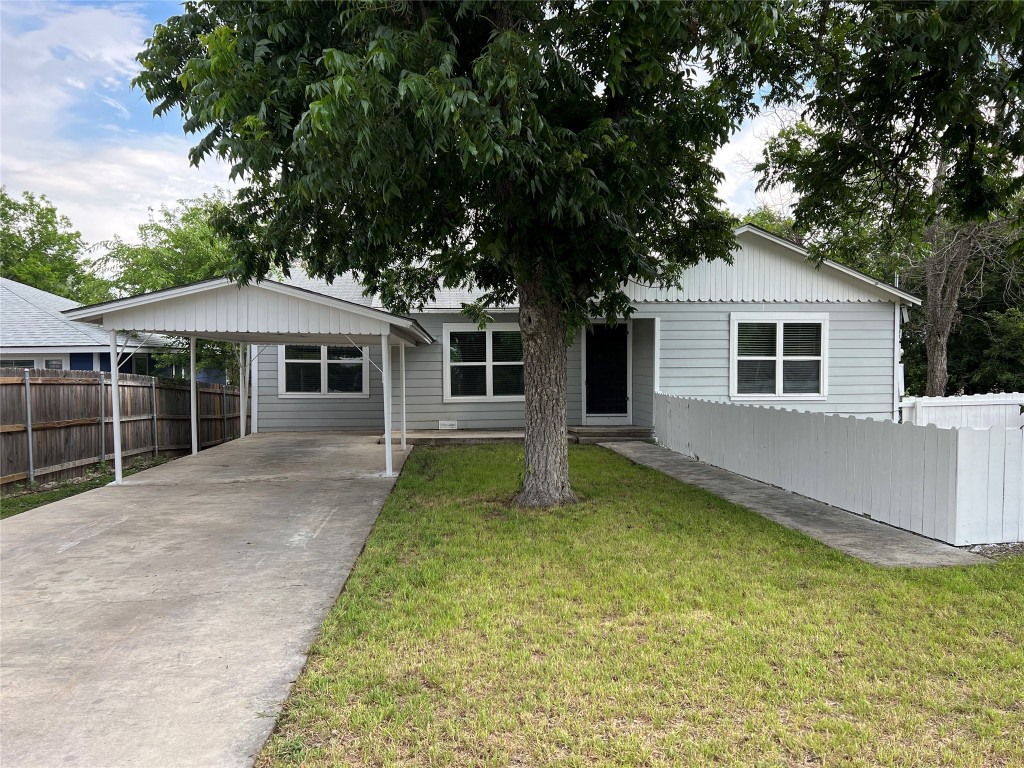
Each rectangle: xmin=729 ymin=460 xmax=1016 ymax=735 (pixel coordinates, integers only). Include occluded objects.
xmin=1 ymin=433 xmax=409 ymax=768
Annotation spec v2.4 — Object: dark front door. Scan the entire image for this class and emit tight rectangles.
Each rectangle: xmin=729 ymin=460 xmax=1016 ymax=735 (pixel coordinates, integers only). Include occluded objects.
xmin=585 ymin=324 xmax=628 ymax=415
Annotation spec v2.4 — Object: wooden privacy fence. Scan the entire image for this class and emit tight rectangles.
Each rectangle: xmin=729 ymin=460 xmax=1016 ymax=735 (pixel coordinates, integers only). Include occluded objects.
xmin=654 ymin=393 xmax=1023 ymax=546
xmin=900 ymin=392 xmax=1024 ymax=429
xmin=1 ymin=368 xmax=250 ymax=489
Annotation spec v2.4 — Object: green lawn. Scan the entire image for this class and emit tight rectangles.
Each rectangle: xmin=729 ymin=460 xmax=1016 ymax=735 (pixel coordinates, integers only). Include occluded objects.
xmin=261 ymin=445 xmax=1024 ymax=768
xmin=0 ymin=457 xmax=168 ymax=520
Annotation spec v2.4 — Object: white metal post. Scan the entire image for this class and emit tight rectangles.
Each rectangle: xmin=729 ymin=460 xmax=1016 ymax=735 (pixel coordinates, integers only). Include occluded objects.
xmin=653 ymin=316 xmax=661 ymax=393
xmin=109 ymin=330 xmax=124 ymax=484
xmin=400 ymin=342 xmax=407 ymax=450
xmin=381 ymin=335 xmax=393 ymax=476
xmin=238 ymin=344 xmax=248 ymax=438
xmin=250 ymin=343 xmax=259 ymax=434
xmin=190 ymin=337 xmax=199 ymax=455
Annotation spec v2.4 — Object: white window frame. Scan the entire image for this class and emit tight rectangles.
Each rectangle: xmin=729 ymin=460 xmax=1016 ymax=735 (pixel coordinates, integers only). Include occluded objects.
xmin=442 ymin=323 xmax=525 ymax=403
xmin=729 ymin=312 xmax=829 ymax=401
xmin=1 ymin=358 xmax=36 ymax=368
xmin=276 ymin=344 xmax=370 ymax=398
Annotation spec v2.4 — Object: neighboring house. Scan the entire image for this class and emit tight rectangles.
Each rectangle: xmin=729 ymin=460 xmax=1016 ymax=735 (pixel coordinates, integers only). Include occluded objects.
xmin=252 ymin=225 xmax=921 ymax=432
xmin=0 ymin=278 xmax=168 ymax=375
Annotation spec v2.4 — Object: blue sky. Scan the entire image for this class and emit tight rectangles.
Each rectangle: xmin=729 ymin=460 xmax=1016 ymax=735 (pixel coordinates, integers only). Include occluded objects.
xmin=0 ymin=1 xmax=774 ymax=247
xmin=0 ymin=1 xmax=234 ymax=245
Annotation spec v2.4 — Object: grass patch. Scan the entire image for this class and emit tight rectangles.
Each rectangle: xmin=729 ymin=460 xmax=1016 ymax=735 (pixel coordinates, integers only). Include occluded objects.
xmin=261 ymin=445 xmax=1024 ymax=767
xmin=0 ymin=457 xmax=169 ymax=520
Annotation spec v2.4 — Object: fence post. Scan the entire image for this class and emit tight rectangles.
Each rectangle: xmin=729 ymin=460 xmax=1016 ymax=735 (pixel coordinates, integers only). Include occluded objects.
xmin=151 ymin=377 xmax=159 ymax=457
xmin=99 ymin=373 xmax=106 ymax=462
xmin=221 ymin=385 xmax=227 ymax=444
xmin=23 ymin=370 xmax=34 ymax=487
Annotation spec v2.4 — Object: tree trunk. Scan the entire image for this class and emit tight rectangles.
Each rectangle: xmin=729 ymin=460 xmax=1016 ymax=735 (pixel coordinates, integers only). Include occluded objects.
xmin=922 ymin=222 xmax=974 ymax=396
xmin=515 ymin=273 xmax=577 ymax=507
xmin=924 ymin=330 xmax=950 ymax=397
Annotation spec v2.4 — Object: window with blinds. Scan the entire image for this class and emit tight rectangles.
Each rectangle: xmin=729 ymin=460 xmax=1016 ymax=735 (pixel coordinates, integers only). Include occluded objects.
xmin=280 ymin=345 xmax=368 ymax=396
xmin=444 ymin=324 xmax=525 ymax=400
xmin=731 ymin=314 xmax=827 ymax=398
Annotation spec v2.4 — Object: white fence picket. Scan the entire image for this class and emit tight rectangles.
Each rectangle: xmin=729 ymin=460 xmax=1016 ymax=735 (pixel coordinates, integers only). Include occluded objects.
xmin=901 ymin=392 xmax=1024 ymax=429
xmin=1004 ymin=430 xmax=1023 ymax=543
xmin=654 ymin=393 xmax=1023 ymax=546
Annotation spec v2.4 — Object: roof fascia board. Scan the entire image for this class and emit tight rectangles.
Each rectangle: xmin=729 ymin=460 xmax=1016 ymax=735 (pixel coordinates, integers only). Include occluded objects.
xmin=63 ymin=278 xmax=231 ymax=321
xmin=0 ymin=344 xmax=163 ymax=354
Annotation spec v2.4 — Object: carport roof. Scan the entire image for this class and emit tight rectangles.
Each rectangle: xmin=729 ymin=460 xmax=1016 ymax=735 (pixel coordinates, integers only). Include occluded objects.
xmin=64 ymin=277 xmax=434 ymax=346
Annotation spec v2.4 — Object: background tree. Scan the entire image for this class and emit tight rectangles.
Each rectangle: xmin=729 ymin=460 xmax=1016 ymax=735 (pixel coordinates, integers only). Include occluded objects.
xmin=137 ymin=0 xmax=803 ymax=505
xmin=758 ymin=1 xmax=1024 ymax=396
xmin=99 ymin=193 xmax=243 ymax=380
xmin=0 ymin=187 xmax=111 ymax=303
xmin=741 ymin=200 xmax=1023 ymax=396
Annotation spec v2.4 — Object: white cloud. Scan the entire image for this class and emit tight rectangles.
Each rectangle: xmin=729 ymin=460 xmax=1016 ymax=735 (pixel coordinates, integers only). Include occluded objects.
xmin=1 ymin=1 xmax=792 ymax=248
xmin=713 ymin=111 xmax=797 ymax=216
xmin=0 ymin=2 xmax=234 ymax=247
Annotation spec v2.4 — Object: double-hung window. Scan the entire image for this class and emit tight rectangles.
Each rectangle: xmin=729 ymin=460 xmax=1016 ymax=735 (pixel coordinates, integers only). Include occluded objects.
xmin=729 ymin=313 xmax=828 ymax=399
xmin=277 ymin=345 xmax=369 ymax=397
xmin=443 ymin=323 xmax=524 ymax=401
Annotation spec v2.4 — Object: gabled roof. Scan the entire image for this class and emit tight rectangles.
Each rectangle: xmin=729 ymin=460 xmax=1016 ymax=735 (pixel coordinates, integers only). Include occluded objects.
xmin=279 ymin=226 xmax=920 ymax=310
xmin=734 ymin=225 xmax=921 ymax=305
xmin=64 ymin=277 xmax=434 ymax=346
xmin=280 ymin=272 xmax=492 ymax=311
xmin=0 ymin=278 xmax=167 ymax=350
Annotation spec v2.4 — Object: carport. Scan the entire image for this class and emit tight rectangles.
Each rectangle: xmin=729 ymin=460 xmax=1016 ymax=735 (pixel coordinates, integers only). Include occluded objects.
xmin=64 ymin=278 xmax=434 ymax=480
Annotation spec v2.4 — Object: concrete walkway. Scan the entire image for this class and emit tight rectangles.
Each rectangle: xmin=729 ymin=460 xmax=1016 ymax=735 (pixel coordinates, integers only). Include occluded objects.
xmin=604 ymin=441 xmax=989 ymax=568
xmin=1 ymin=433 xmax=409 ymax=768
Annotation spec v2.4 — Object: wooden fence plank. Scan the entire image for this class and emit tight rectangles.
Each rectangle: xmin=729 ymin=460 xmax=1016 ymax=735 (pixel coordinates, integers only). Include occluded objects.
xmin=0 ymin=368 xmax=249 ymax=490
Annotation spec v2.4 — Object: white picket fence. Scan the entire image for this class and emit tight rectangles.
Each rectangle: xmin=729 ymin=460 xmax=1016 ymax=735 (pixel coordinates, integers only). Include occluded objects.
xmin=654 ymin=394 xmax=1023 ymax=546
xmin=900 ymin=392 xmax=1024 ymax=429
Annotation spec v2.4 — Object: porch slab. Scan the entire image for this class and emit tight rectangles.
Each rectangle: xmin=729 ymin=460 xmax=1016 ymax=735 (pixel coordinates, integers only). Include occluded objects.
xmin=604 ymin=441 xmax=990 ymax=568
xmin=380 ymin=426 xmax=654 ymax=446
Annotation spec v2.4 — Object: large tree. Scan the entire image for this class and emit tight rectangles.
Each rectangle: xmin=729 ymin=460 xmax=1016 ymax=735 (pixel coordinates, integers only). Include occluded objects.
xmin=758 ymin=1 xmax=1024 ymax=396
xmin=0 ymin=187 xmax=112 ymax=303
xmin=137 ymin=0 xmax=800 ymax=505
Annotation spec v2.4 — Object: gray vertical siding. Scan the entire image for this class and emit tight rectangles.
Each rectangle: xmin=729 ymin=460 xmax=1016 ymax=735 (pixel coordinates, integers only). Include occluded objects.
xmin=655 ymin=301 xmax=895 ymax=418
xmin=631 ymin=318 xmax=655 ymax=427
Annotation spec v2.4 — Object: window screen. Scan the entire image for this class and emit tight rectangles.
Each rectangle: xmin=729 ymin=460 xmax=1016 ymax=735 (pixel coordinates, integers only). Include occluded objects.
xmin=283 ymin=346 xmax=366 ymax=395
xmin=446 ymin=327 xmax=524 ymax=399
xmin=326 ymin=346 xmax=363 ymax=393
xmin=734 ymin=318 xmax=825 ymax=397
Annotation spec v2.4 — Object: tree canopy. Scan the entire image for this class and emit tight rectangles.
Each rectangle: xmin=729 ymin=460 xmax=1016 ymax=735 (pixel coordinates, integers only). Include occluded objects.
xmin=0 ymin=187 xmax=112 ymax=304
xmin=759 ymin=0 xmax=1024 ymax=243
xmin=138 ymin=2 xmax=802 ymax=326
xmin=756 ymin=0 xmax=1024 ymax=396
xmin=137 ymin=0 xmax=803 ymax=504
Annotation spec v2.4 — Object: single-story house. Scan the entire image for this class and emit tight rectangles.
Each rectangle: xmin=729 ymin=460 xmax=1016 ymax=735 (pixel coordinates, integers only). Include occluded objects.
xmin=0 ymin=278 xmax=171 ymax=374
xmin=253 ymin=225 xmax=919 ymax=430
xmin=64 ymin=226 xmax=921 ymax=453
